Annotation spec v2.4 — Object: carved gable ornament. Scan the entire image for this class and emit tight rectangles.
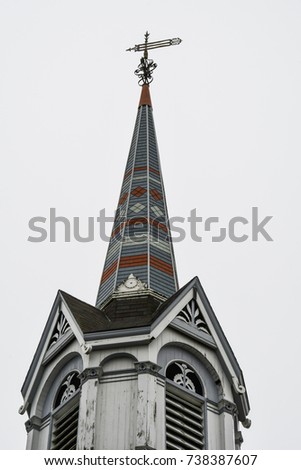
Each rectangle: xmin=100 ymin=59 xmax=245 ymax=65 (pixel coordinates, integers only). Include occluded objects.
xmin=47 ymin=310 xmax=71 ymax=351
xmin=176 ymin=298 xmax=210 ymax=335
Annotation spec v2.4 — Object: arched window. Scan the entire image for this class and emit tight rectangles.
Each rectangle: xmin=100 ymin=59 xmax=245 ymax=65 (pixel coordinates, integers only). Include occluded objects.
xmin=51 ymin=371 xmax=81 ymax=450
xmin=165 ymin=362 xmax=205 ymax=450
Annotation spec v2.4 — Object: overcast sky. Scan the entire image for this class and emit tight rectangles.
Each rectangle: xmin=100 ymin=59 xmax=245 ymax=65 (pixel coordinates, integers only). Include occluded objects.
xmin=1 ymin=0 xmax=300 ymax=450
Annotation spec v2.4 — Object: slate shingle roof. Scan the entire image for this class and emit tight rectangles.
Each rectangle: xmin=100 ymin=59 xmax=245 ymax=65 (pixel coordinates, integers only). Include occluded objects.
xmin=61 ymin=278 xmax=194 ymax=334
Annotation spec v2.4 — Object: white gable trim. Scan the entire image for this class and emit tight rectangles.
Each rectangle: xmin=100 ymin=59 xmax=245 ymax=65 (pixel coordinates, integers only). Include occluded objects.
xmin=59 ymin=299 xmax=91 ymax=354
xmin=151 ymin=289 xmax=193 ymax=338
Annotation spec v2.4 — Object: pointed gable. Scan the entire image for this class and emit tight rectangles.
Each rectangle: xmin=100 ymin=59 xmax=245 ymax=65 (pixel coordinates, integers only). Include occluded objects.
xmin=147 ymin=276 xmax=250 ymax=423
xmin=20 ymin=291 xmax=85 ymax=412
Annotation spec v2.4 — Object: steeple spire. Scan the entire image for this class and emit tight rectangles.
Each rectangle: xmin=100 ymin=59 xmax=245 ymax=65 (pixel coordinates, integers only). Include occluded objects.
xmin=95 ymin=33 xmax=182 ymax=308
xmin=96 ymin=84 xmax=178 ymax=307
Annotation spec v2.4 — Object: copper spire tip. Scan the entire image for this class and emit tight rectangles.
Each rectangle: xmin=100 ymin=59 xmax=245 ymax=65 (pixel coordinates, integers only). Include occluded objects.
xmin=138 ymin=84 xmax=152 ymax=108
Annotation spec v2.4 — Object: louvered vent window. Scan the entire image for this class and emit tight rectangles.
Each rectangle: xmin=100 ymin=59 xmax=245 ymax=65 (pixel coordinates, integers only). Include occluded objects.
xmin=166 ymin=362 xmax=205 ymax=450
xmin=51 ymin=372 xmax=80 ymax=450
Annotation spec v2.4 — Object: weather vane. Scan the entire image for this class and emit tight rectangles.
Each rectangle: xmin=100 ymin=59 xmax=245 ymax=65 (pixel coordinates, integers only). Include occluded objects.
xmin=126 ymin=31 xmax=182 ymax=86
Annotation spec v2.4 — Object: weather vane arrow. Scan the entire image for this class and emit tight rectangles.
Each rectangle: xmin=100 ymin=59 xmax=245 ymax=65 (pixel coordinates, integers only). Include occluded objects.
xmin=126 ymin=31 xmax=182 ymax=86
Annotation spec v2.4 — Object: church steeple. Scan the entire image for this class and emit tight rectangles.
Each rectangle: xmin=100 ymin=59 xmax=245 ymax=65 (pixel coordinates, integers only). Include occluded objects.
xmin=96 ymin=83 xmax=178 ymax=308
xmin=20 ymin=33 xmax=251 ymax=451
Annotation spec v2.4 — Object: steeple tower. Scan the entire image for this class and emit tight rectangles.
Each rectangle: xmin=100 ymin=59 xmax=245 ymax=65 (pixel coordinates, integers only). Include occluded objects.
xmin=96 ymin=83 xmax=178 ymax=308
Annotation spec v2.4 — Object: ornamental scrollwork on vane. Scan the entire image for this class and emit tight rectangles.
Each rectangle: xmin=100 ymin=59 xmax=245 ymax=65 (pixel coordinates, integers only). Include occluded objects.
xmin=177 ymin=299 xmax=210 ymax=335
xmin=48 ymin=311 xmax=71 ymax=350
xmin=134 ymin=57 xmax=157 ymax=86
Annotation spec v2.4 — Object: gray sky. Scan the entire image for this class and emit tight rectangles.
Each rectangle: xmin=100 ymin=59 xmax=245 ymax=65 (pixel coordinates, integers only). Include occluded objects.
xmin=1 ymin=0 xmax=300 ymax=450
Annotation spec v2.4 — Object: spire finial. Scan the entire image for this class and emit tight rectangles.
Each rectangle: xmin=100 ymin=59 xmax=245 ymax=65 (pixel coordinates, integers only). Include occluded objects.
xmin=126 ymin=32 xmax=182 ymax=86
xmin=144 ymin=31 xmax=150 ymax=60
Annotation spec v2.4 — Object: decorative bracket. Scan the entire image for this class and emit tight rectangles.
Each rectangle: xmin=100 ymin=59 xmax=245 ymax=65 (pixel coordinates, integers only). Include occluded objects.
xmin=80 ymin=367 xmax=103 ymax=384
xmin=81 ymin=343 xmax=92 ymax=354
xmin=232 ymin=376 xmax=246 ymax=394
xmin=18 ymin=402 xmax=28 ymax=415
xmin=134 ymin=361 xmax=161 ymax=375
